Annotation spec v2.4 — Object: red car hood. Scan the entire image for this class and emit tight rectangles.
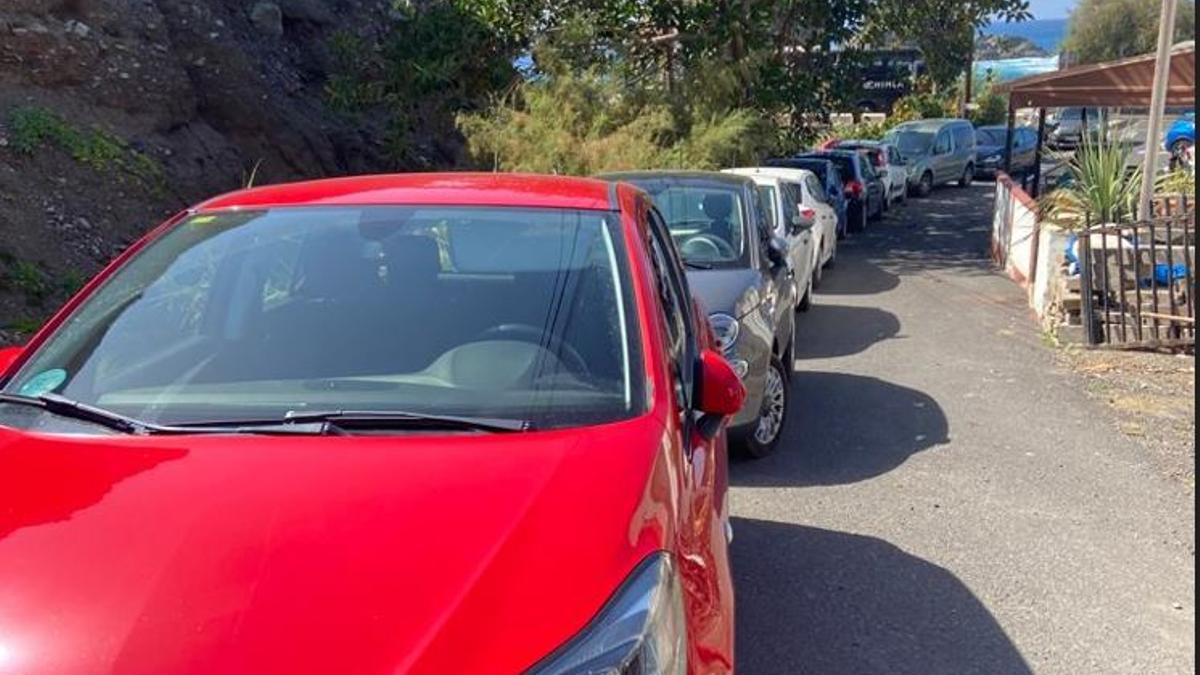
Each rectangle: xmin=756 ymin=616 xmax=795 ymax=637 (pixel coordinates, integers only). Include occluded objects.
xmin=0 ymin=419 xmax=674 ymax=674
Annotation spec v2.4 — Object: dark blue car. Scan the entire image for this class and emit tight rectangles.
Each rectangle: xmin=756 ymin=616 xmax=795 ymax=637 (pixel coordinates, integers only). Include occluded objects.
xmin=788 ymin=151 xmax=886 ymax=234
xmin=975 ymin=125 xmax=1038 ymax=179
xmin=763 ymin=156 xmax=849 ymax=238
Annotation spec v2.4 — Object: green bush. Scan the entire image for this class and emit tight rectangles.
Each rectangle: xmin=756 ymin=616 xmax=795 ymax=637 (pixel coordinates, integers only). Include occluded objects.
xmin=5 ymin=259 xmax=50 ymax=305
xmin=1040 ymin=136 xmax=1142 ymax=230
xmin=4 ymin=317 xmax=41 ymax=336
xmin=458 ymin=62 xmax=773 ymax=175
xmin=321 ymin=6 xmax=517 ymax=165
xmin=968 ymin=75 xmax=1009 ymax=127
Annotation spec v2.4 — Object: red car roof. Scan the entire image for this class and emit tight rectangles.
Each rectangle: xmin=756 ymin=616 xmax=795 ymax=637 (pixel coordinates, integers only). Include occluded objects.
xmin=198 ymin=173 xmax=618 ymax=212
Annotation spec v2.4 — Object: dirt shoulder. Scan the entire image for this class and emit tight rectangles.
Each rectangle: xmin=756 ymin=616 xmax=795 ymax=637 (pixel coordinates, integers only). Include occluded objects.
xmin=1058 ymin=346 xmax=1196 ymax=490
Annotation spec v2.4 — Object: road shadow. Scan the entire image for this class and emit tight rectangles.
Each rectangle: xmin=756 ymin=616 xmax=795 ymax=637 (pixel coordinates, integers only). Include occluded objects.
xmin=863 ymin=185 xmax=1000 ymax=277
xmin=793 ymin=304 xmax=902 ymax=360
xmin=817 ymin=259 xmax=900 ymax=296
xmin=732 ymin=518 xmax=1034 ymax=675
xmin=732 ymin=372 xmax=947 ymax=487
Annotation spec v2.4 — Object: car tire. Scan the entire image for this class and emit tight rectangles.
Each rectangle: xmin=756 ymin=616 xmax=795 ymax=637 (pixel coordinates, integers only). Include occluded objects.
xmin=849 ymin=204 xmax=867 ymax=233
xmin=797 ymin=272 xmax=813 ymax=311
xmin=958 ymin=164 xmax=974 ymax=187
xmin=917 ymin=171 xmax=933 ymax=197
xmin=735 ymin=356 xmax=789 ymax=459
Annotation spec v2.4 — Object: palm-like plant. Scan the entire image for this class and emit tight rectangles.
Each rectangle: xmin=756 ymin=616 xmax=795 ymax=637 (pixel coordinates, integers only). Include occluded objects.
xmin=1040 ymin=136 xmax=1142 ymax=230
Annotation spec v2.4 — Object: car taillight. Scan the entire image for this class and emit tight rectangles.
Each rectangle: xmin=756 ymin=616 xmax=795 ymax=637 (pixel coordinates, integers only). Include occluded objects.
xmin=845 ymin=180 xmax=863 ymax=199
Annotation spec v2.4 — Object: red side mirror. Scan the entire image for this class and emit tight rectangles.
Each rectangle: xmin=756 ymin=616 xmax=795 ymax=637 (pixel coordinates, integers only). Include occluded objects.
xmin=697 ymin=349 xmax=746 ymax=417
xmin=0 ymin=346 xmax=24 ymax=377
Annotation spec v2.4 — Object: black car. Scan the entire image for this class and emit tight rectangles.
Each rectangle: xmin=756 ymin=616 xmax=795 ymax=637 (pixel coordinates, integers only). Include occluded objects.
xmin=975 ymin=125 xmax=1037 ymax=179
xmin=786 ymin=151 xmax=885 ymax=234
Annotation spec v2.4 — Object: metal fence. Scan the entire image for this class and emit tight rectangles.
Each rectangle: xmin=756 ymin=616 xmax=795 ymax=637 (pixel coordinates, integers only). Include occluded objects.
xmin=1078 ymin=196 xmax=1196 ymax=349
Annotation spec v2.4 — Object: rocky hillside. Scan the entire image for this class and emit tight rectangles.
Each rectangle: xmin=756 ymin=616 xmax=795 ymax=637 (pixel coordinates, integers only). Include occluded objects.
xmin=975 ymin=34 xmax=1049 ymax=60
xmin=0 ymin=0 xmax=472 ymax=345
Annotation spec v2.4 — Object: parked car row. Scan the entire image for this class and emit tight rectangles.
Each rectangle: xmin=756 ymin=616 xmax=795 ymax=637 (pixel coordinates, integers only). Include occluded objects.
xmin=0 ymin=159 xmax=876 ymax=672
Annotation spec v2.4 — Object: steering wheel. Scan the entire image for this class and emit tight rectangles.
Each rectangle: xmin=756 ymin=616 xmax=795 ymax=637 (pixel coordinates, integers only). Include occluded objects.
xmin=681 ymin=234 xmax=735 ymax=260
xmin=475 ymin=324 xmax=590 ymax=376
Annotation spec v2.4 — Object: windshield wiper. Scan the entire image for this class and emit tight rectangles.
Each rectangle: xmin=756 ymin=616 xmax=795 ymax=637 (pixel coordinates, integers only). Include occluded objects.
xmin=683 ymin=260 xmax=713 ymax=270
xmin=175 ymin=409 xmax=532 ymax=434
xmin=0 ymin=393 xmax=329 ymax=436
xmin=0 ymin=392 xmax=160 ymax=435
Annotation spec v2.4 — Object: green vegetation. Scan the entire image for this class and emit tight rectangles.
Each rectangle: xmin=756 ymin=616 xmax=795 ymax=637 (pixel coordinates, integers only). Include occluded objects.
xmin=1040 ymin=137 xmax=1142 ymax=230
xmin=968 ymin=79 xmax=1009 ymax=127
xmin=4 ymin=317 xmax=41 ymax=336
xmin=322 ymin=5 xmax=515 ymax=165
xmin=7 ymin=106 xmax=163 ymax=186
xmin=58 ymin=270 xmax=86 ymax=298
xmin=322 ymin=0 xmax=1030 ymax=163
xmin=458 ymin=24 xmax=776 ymax=173
xmin=6 ymin=260 xmax=50 ymax=305
xmin=1063 ymin=0 xmax=1196 ymax=65
xmin=868 ymin=1 xmax=1031 ymax=88
xmin=1156 ymin=169 xmax=1196 ymax=197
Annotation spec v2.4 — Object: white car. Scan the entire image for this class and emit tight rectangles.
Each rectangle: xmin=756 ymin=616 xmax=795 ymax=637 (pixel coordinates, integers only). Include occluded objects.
xmin=724 ymin=167 xmax=837 ymax=299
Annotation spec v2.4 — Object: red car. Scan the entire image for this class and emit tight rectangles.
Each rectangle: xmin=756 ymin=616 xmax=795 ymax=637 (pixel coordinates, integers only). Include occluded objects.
xmin=0 ymin=174 xmax=745 ymax=674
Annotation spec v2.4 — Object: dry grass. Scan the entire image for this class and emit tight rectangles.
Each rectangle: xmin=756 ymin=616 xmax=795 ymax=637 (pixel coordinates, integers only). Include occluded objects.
xmin=1060 ymin=346 xmax=1196 ymax=489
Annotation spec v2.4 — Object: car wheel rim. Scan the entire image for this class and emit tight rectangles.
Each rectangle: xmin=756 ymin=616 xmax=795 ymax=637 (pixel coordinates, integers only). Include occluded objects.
xmin=754 ymin=365 xmax=786 ymax=445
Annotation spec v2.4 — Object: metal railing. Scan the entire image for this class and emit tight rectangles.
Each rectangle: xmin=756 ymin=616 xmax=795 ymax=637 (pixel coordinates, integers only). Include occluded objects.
xmin=1078 ymin=196 xmax=1195 ymax=349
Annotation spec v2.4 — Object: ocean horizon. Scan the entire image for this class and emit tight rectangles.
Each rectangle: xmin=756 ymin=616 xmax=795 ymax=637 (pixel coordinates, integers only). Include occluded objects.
xmin=984 ymin=18 xmax=1068 ymax=54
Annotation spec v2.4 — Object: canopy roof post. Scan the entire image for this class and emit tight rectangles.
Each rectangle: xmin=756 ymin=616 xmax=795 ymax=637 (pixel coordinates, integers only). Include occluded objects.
xmin=1004 ymin=102 xmax=1016 ymax=175
xmin=1139 ymin=0 xmax=1180 ymax=219
xmin=1033 ymin=108 xmax=1047 ymax=198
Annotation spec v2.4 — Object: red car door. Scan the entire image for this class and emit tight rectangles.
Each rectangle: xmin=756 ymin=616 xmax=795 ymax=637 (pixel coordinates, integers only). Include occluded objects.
xmin=633 ymin=192 xmax=736 ymax=671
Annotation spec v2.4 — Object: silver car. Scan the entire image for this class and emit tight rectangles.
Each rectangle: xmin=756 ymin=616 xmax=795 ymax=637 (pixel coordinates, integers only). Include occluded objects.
xmin=602 ymin=171 xmax=797 ymax=458
xmin=884 ymin=119 xmax=977 ymax=196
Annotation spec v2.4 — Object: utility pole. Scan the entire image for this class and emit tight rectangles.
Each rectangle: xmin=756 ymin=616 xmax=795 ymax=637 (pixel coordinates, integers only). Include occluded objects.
xmin=1138 ymin=0 xmax=1179 ymax=220
xmin=961 ymin=24 xmax=975 ymax=118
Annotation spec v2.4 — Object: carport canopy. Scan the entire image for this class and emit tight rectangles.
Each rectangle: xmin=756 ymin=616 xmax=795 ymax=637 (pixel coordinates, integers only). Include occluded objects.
xmin=998 ymin=42 xmax=1195 ymax=108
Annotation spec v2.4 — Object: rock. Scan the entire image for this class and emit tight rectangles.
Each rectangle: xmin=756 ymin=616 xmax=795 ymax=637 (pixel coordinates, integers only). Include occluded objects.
xmin=975 ymin=34 xmax=1049 ymax=60
xmin=279 ymin=0 xmax=336 ymax=24
xmin=64 ymin=19 xmax=91 ymax=38
xmin=249 ymin=2 xmax=283 ymax=36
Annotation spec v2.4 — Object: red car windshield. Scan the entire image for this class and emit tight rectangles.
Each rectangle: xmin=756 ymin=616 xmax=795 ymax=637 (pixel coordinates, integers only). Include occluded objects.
xmin=2 ymin=206 xmax=644 ymax=430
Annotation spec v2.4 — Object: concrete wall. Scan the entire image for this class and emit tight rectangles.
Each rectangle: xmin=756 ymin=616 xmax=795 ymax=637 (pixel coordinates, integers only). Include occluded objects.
xmin=992 ymin=173 xmax=1075 ymax=330
xmin=1031 ymin=225 xmax=1070 ymax=323
xmin=991 ymin=173 xmax=1041 ymax=288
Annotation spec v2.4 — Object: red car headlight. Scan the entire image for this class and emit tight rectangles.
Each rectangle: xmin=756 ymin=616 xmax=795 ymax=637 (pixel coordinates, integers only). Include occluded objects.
xmin=530 ymin=553 xmax=687 ymax=675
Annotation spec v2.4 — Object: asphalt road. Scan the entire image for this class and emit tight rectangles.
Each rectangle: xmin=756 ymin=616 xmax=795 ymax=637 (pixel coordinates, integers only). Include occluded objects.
xmin=730 ymin=185 xmax=1196 ymax=675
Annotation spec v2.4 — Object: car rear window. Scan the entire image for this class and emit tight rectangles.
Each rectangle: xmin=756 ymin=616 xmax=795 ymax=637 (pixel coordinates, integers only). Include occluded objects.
xmin=619 ymin=181 xmax=750 ymax=269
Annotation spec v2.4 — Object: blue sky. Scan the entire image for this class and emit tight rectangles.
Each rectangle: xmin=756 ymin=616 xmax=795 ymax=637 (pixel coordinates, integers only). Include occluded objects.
xmin=1028 ymin=0 xmax=1076 ymax=19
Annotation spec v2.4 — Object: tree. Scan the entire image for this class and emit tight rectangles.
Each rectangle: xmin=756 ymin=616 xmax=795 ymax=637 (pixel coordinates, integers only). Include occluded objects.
xmin=866 ymin=0 xmax=1031 ymax=89
xmin=1063 ymin=0 xmax=1196 ymax=65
